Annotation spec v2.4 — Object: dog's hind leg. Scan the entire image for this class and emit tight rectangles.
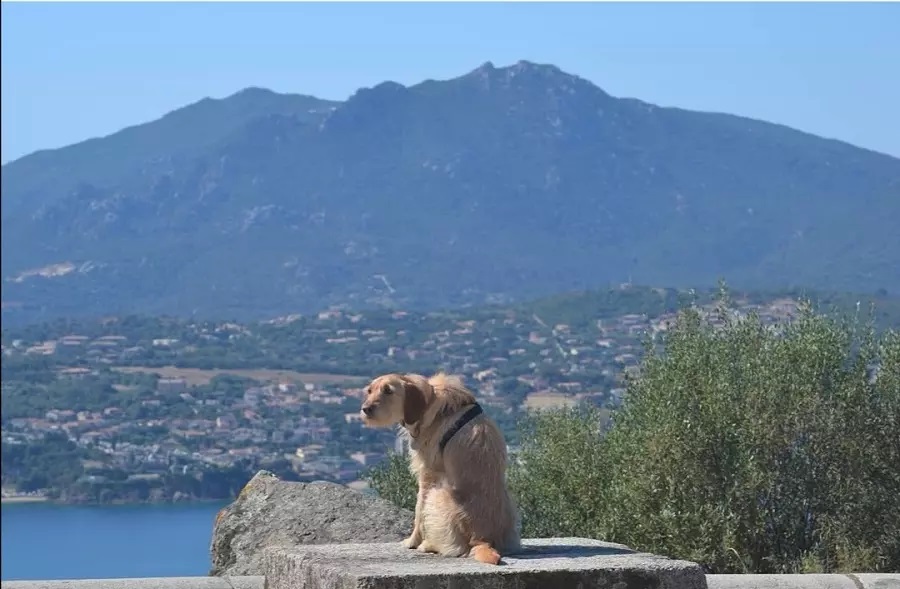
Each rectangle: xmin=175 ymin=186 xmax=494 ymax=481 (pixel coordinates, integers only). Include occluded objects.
xmin=422 ymin=486 xmax=503 ymax=564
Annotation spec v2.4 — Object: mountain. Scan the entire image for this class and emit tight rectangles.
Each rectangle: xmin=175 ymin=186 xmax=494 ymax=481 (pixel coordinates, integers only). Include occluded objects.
xmin=2 ymin=60 xmax=899 ymax=325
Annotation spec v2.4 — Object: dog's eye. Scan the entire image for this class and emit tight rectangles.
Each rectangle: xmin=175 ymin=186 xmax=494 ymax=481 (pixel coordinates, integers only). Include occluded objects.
xmin=382 ymin=385 xmax=393 ymax=395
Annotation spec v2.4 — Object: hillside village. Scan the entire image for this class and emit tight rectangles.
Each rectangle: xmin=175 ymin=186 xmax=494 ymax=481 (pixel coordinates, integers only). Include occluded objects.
xmin=2 ymin=290 xmax=807 ymax=500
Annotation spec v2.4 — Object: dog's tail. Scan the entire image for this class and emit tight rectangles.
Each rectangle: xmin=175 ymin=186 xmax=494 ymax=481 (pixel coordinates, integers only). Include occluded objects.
xmin=470 ymin=540 xmax=502 ymax=565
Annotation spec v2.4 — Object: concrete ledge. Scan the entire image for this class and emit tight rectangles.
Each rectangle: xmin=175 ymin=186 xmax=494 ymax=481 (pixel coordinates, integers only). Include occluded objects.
xmin=707 ymin=574 xmax=900 ymax=588
xmin=264 ymin=537 xmax=707 ymax=589
xmin=0 ymin=576 xmax=264 ymax=589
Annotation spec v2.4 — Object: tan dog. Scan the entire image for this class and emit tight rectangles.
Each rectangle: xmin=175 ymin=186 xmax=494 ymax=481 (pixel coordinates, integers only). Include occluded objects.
xmin=361 ymin=372 xmax=521 ymax=565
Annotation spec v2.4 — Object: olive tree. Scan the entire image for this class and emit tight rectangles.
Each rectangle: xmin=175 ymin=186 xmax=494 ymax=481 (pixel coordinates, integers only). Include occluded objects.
xmin=511 ymin=292 xmax=899 ymax=573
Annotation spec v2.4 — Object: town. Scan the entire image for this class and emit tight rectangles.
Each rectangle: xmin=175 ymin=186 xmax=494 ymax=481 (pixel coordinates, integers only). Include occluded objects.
xmin=0 ymin=286 xmax=834 ymax=502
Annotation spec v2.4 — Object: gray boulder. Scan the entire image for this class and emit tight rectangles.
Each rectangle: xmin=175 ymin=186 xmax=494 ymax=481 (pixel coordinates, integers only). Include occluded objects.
xmin=210 ymin=470 xmax=413 ymax=576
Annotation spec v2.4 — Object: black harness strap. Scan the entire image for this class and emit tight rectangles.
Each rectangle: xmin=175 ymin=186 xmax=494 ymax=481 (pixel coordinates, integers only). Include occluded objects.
xmin=438 ymin=403 xmax=483 ymax=454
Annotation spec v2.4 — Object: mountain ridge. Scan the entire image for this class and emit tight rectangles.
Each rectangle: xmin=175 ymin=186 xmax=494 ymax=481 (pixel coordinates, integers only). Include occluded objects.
xmin=3 ymin=60 xmax=899 ymax=326
xmin=12 ymin=60 xmax=896 ymax=168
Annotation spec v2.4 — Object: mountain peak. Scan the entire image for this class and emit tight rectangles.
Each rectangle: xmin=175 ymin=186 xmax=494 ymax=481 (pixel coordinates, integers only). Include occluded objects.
xmin=465 ymin=59 xmax=562 ymax=78
xmin=459 ymin=59 xmax=601 ymax=96
xmin=228 ymin=86 xmax=279 ymax=100
xmin=512 ymin=59 xmax=558 ymax=72
xmin=474 ymin=60 xmax=496 ymax=73
xmin=341 ymin=80 xmax=408 ymax=111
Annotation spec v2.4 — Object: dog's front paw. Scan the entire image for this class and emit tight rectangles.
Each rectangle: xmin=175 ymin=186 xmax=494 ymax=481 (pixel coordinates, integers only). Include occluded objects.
xmin=417 ymin=540 xmax=439 ymax=554
xmin=402 ymin=534 xmax=421 ymax=549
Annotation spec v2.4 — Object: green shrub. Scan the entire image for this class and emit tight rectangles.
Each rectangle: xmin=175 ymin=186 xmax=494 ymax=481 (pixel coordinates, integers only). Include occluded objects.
xmin=366 ymin=450 xmax=417 ymax=512
xmin=509 ymin=404 xmax=610 ymax=539
xmin=511 ymin=291 xmax=900 ymax=573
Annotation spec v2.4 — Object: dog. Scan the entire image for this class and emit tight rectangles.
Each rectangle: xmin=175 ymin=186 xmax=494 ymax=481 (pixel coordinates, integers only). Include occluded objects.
xmin=360 ymin=372 xmax=521 ymax=565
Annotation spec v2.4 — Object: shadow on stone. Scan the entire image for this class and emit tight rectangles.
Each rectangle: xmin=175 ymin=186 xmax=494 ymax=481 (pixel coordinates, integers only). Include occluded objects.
xmin=509 ymin=543 xmax=636 ymax=560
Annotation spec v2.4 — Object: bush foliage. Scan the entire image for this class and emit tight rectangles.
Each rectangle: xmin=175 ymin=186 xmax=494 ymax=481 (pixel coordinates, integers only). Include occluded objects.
xmin=367 ymin=289 xmax=900 ymax=573
xmin=366 ymin=450 xmax=418 ymax=512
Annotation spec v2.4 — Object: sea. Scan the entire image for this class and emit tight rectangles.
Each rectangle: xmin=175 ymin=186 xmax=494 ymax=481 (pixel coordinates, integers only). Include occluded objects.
xmin=1 ymin=501 xmax=229 ymax=581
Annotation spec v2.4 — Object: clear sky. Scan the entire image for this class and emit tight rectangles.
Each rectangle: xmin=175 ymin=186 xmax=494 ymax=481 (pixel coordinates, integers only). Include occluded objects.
xmin=2 ymin=2 xmax=899 ymax=164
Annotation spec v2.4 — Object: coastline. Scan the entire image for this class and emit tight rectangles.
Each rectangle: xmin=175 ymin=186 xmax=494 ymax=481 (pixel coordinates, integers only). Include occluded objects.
xmin=1 ymin=495 xmax=231 ymax=506
xmin=1 ymin=496 xmax=49 ymax=504
xmin=0 ymin=477 xmax=367 ymax=507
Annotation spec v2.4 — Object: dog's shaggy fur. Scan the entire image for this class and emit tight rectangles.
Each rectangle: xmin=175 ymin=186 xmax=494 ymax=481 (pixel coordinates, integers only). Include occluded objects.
xmin=361 ymin=372 xmax=521 ymax=565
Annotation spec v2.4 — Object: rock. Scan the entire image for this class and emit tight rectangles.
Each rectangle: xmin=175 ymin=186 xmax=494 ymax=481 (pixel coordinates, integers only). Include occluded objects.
xmin=210 ymin=470 xmax=413 ymax=576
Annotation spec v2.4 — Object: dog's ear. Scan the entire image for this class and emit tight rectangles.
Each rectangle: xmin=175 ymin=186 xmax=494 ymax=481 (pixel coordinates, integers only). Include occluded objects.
xmin=401 ymin=377 xmax=429 ymax=425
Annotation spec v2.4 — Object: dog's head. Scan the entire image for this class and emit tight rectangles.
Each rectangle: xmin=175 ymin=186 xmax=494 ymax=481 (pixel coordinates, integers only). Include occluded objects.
xmin=360 ymin=373 xmax=433 ymax=428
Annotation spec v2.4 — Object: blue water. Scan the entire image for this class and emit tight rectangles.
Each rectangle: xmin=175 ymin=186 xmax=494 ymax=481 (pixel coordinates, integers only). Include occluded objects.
xmin=1 ymin=501 xmax=229 ymax=580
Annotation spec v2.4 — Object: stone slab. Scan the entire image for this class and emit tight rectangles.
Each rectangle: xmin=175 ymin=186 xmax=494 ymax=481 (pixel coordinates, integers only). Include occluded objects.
xmin=707 ymin=574 xmax=900 ymax=589
xmin=264 ymin=537 xmax=707 ymax=589
xmin=0 ymin=576 xmax=264 ymax=589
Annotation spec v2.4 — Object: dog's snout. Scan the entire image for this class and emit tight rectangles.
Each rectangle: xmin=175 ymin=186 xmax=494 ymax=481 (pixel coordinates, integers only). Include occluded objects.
xmin=362 ymin=404 xmax=375 ymax=416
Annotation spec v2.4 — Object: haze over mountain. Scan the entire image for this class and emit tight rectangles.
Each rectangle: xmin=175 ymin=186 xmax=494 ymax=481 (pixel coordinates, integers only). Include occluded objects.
xmin=2 ymin=60 xmax=899 ymax=325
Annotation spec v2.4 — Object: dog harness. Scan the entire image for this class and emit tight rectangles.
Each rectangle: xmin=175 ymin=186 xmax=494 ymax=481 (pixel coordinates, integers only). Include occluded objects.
xmin=438 ymin=403 xmax=483 ymax=454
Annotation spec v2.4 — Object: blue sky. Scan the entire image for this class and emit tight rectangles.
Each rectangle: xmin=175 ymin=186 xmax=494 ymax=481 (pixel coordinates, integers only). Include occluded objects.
xmin=2 ymin=2 xmax=899 ymax=164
